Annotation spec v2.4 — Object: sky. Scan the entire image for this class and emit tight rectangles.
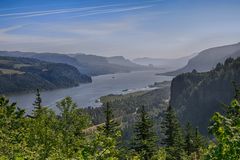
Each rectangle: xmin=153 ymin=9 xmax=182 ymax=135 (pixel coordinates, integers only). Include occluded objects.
xmin=0 ymin=0 xmax=240 ymax=59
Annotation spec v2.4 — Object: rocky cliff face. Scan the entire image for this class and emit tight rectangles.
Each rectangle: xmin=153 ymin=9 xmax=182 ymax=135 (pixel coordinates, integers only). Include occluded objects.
xmin=170 ymin=57 xmax=240 ymax=134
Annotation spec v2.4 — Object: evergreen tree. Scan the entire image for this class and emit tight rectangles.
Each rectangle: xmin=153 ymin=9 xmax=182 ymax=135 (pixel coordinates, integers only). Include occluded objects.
xmin=131 ymin=105 xmax=157 ymax=160
xmin=184 ymin=122 xmax=194 ymax=156
xmin=215 ymin=63 xmax=223 ymax=71
xmin=192 ymin=127 xmax=205 ymax=158
xmin=161 ymin=105 xmax=185 ymax=160
xmin=33 ymin=89 xmax=42 ymax=110
xmin=102 ymin=102 xmax=120 ymax=137
xmin=83 ymin=102 xmax=122 ymax=159
xmin=32 ymin=89 xmax=43 ymax=117
xmin=184 ymin=123 xmax=205 ymax=158
xmin=233 ymin=81 xmax=240 ymax=101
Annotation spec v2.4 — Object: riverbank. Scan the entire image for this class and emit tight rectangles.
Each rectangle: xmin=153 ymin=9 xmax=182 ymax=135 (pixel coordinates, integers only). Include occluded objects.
xmin=7 ymin=70 xmax=172 ymax=113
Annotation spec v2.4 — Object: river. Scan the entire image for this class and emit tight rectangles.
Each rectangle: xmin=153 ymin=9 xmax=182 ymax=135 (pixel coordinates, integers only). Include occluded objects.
xmin=8 ymin=70 xmax=172 ymax=113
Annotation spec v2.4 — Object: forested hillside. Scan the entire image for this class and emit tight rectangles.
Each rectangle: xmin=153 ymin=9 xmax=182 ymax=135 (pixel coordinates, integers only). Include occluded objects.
xmin=170 ymin=57 xmax=240 ymax=134
xmin=84 ymin=83 xmax=170 ymax=144
xmin=0 ymin=56 xmax=92 ymax=94
xmin=1 ymin=88 xmax=239 ymax=159
xmin=0 ymin=51 xmax=149 ymax=76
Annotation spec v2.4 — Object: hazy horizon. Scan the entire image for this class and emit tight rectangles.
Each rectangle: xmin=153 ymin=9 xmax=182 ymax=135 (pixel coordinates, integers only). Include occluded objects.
xmin=1 ymin=0 xmax=240 ymax=59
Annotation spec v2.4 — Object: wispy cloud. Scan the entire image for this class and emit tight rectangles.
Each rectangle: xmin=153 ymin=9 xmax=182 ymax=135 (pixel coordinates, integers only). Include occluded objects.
xmin=0 ymin=2 xmax=155 ymax=19
xmin=71 ymin=5 xmax=153 ymax=18
xmin=0 ymin=4 xmax=121 ymax=18
xmin=0 ymin=25 xmax=24 ymax=33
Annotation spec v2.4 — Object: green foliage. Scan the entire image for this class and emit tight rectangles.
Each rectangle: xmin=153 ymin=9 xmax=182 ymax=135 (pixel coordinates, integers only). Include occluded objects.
xmin=102 ymin=102 xmax=120 ymax=137
xmin=56 ymin=96 xmax=91 ymax=158
xmin=83 ymin=102 xmax=122 ymax=159
xmin=0 ymin=96 xmax=27 ymax=159
xmin=161 ymin=105 xmax=186 ymax=160
xmin=184 ymin=122 xmax=195 ymax=155
xmin=26 ymin=107 xmax=58 ymax=159
xmin=206 ymin=99 xmax=240 ymax=160
xmin=131 ymin=105 xmax=157 ymax=160
xmin=232 ymin=81 xmax=240 ymax=101
xmin=0 ymin=96 xmax=91 ymax=159
xmin=83 ymin=129 xmax=122 ymax=160
xmin=185 ymin=123 xmax=206 ymax=153
xmin=151 ymin=148 xmax=167 ymax=160
xmin=85 ymin=84 xmax=170 ymax=145
xmin=32 ymin=89 xmax=43 ymax=117
xmin=1 ymin=87 xmax=240 ymax=160
xmin=33 ymin=89 xmax=42 ymax=110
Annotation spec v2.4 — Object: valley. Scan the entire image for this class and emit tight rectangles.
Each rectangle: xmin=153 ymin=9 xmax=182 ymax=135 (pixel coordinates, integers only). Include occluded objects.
xmin=1 ymin=1 xmax=240 ymax=159
xmin=7 ymin=70 xmax=172 ymax=113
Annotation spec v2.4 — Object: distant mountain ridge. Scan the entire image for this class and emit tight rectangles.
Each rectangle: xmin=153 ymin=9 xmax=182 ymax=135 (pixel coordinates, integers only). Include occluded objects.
xmin=107 ymin=56 xmax=145 ymax=68
xmin=0 ymin=56 xmax=92 ymax=94
xmin=164 ymin=42 xmax=240 ymax=76
xmin=133 ymin=54 xmax=196 ymax=71
xmin=0 ymin=51 xmax=149 ymax=76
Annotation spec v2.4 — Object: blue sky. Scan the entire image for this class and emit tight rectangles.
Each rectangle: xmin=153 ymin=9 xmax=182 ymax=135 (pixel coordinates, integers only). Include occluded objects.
xmin=0 ymin=0 xmax=240 ymax=59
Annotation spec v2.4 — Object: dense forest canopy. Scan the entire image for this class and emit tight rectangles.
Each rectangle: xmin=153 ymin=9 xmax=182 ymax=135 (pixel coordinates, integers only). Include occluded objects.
xmin=0 ymin=56 xmax=92 ymax=94
xmin=0 ymin=88 xmax=239 ymax=159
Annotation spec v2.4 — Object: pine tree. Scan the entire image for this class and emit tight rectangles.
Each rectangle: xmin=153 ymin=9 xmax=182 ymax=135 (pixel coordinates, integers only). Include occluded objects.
xmin=184 ymin=122 xmax=194 ymax=156
xmin=32 ymin=89 xmax=43 ymax=117
xmin=131 ymin=105 xmax=157 ymax=160
xmin=102 ymin=102 xmax=120 ymax=137
xmin=161 ymin=105 xmax=185 ymax=160
xmin=233 ymin=81 xmax=240 ymax=101
xmin=184 ymin=123 xmax=205 ymax=158
xmin=84 ymin=102 xmax=121 ymax=159
xmin=33 ymin=89 xmax=42 ymax=110
xmin=192 ymin=127 xmax=205 ymax=158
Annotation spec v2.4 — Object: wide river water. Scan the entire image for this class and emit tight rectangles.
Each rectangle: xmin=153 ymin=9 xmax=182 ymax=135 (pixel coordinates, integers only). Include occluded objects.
xmin=8 ymin=70 xmax=172 ymax=113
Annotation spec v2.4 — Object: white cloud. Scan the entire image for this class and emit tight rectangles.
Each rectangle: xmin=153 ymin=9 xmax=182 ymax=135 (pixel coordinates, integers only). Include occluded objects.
xmin=70 ymin=5 xmax=153 ymax=18
xmin=0 ymin=3 xmax=154 ymax=19
xmin=0 ymin=25 xmax=24 ymax=33
xmin=0 ymin=4 xmax=124 ymax=18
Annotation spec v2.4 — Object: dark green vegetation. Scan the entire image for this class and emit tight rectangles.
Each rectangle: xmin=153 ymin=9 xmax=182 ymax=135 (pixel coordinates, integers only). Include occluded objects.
xmin=0 ymin=56 xmax=91 ymax=94
xmin=170 ymin=57 xmax=240 ymax=134
xmin=131 ymin=105 xmax=157 ymax=159
xmin=84 ymin=83 xmax=170 ymax=145
xmin=1 ymin=88 xmax=239 ymax=159
xmin=0 ymin=51 xmax=149 ymax=76
xmin=164 ymin=42 xmax=240 ymax=76
xmin=161 ymin=105 xmax=186 ymax=160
